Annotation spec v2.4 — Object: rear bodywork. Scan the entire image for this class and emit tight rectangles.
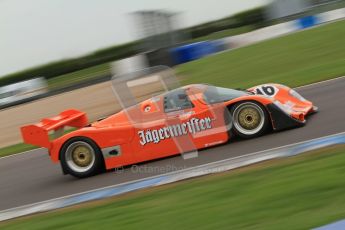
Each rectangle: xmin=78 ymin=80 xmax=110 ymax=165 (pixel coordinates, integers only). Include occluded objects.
xmin=21 ymin=83 xmax=317 ymax=172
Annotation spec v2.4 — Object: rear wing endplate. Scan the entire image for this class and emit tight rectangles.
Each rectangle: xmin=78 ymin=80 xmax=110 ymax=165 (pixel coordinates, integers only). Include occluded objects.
xmin=20 ymin=109 xmax=88 ymax=148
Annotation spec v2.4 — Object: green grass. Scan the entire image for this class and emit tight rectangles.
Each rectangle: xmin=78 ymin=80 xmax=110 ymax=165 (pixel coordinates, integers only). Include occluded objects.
xmin=177 ymin=20 xmax=345 ymax=89
xmin=47 ymin=62 xmax=111 ymax=90
xmin=2 ymin=145 xmax=345 ymax=229
xmin=190 ymin=25 xmax=255 ymax=43
xmin=0 ymin=129 xmax=77 ymax=158
xmin=0 ymin=143 xmax=37 ymax=158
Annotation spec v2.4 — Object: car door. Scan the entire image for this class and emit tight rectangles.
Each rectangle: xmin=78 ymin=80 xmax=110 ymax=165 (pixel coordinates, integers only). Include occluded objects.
xmin=163 ymin=89 xmax=198 ymax=154
xmin=163 ymin=88 xmax=229 ymax=152
xmin=132 ymin=95 xmax=184 ymax=162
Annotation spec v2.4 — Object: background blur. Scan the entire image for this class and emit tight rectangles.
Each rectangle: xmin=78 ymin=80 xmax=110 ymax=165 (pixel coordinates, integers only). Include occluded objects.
xmin=0 ymin=0 xmax=344 ymax=149
xmin=1 ymin=1 xmax=345 ymax=229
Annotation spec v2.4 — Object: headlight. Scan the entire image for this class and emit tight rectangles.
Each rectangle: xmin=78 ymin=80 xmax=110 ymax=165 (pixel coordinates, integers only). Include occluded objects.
xmin=289 ymin=89 xmax=307 ymax=102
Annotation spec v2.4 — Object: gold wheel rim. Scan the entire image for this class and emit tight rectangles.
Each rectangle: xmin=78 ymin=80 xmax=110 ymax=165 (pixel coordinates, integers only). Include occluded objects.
xmin=71 ymin=146 xmax=93 ymax=167
xmin=66 ymin=141 xmax=96 ymax=173
xmin=238 ymin=107 xmax=261 ymax=130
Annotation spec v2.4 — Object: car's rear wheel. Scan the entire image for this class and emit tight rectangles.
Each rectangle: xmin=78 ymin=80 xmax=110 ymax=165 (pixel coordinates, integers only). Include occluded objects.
xmin=60 ymin=137 xmax=104 ymax=178
xmin=231 ymin=101 xmax=269 ymax=139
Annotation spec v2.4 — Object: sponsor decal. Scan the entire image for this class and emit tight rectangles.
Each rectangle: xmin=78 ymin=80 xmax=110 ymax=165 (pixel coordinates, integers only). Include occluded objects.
xmin=144 ymin=106 xmax=151 ymax=112
xmin=138 ymin=117 xmax=212 ymax=146
xmin=205 ymin=140 xmax=224 ymax=147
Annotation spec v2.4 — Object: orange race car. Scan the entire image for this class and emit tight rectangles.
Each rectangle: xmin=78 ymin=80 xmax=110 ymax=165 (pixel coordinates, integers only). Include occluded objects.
xmin=21 ymin=84 xmax=317 ymax=178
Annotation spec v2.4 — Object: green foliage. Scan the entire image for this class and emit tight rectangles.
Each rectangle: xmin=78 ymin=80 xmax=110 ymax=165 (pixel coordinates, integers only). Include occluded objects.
xmin=184 ymin=7 xmax=266 ymax=39
xmin=0 ymin=41 xmax=139 ymax=87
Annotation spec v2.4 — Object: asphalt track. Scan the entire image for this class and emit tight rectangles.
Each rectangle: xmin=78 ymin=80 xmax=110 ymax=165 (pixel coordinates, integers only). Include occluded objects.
xmin=1 ymin=77 xmax=345 ymax=211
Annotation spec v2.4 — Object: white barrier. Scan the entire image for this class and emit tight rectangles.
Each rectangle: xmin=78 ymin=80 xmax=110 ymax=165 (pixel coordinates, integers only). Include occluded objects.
xmin=0 ymin=78 xmax=47 ymax=106
xmin=221 ymin=7 xmax=345 ymax=50
xmin=223 ymin=21 xmax=297 ymax=48
xmin=318 ymin=7 xmax=345 ymax=23
xmin=113 ymin=54 xmax=149 ymax=76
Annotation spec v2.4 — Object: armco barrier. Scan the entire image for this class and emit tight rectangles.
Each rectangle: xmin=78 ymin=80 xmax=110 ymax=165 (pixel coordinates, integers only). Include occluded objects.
xmin=0 ymin=74 xmax=111 ymax=111
xmin=0 ymin=132 xmax=344 ymax=222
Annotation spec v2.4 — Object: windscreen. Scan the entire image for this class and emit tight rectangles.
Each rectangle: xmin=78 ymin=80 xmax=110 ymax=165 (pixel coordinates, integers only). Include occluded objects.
xmin=203 ymin=86 xmax=249 ymax=104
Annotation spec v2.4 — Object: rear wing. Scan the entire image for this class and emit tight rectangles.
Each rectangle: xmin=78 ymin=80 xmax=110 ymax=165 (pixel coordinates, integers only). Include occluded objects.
xmin=21 ymin=109 xmax=88 ymax=148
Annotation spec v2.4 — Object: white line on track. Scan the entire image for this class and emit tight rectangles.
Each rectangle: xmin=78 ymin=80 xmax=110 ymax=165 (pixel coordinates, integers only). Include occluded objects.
xmin=1 ymin=75 xmax=344 ymax=161
xmin=295 ymin=75 xmax=345 ymax=90
xmin=1 ymin=131 xmax=345 ymax=214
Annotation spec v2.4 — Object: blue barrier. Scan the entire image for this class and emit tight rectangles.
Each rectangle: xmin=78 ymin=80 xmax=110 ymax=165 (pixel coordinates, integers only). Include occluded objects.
xmin=170 ymin=40 xmax=225 ymax=65
xmin=297 ymin=16 xmax=319 ymax=29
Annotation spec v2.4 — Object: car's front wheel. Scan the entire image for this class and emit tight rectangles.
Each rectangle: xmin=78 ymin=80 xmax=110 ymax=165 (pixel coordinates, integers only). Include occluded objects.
xmin=231 ymin=101 xmax=269 ymax=139
xmin=60 ymin=137 xmax=104 ymax=178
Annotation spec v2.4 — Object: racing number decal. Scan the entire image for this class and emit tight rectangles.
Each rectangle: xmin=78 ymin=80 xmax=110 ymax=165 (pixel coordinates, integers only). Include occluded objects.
xmin=254 ymin=85 xmax=279 ymax=97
